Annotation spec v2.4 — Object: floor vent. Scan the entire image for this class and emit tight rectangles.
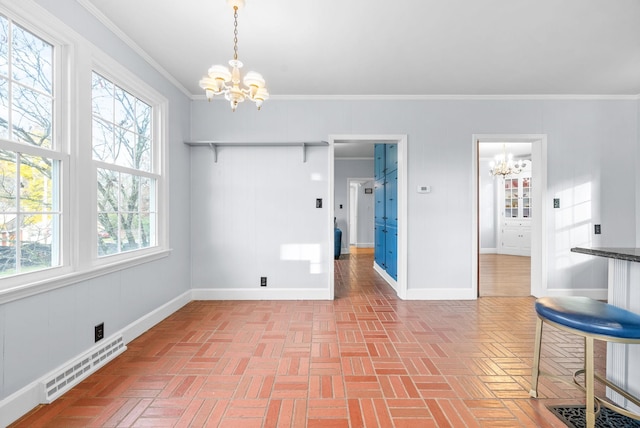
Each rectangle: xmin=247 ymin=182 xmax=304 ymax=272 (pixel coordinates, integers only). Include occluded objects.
xmin=41 ymin=335 xmax=126 ymax=403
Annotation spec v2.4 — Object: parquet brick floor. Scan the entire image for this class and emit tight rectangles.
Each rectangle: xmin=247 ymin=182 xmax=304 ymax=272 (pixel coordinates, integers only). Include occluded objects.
xmin=11 ymin=251 xmax=605 ymax=427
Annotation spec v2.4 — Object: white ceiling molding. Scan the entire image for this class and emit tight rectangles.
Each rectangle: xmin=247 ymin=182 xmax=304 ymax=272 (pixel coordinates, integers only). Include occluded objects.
xmin=77 ymin=0 xmax=192 ymax=98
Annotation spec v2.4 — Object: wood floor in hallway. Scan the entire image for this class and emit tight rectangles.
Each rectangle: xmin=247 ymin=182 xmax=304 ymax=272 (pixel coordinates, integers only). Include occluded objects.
xmin=479 ymin=254 xmax=531 ymax=297
xmin=11 ymin=251 xmax=601 ymax=427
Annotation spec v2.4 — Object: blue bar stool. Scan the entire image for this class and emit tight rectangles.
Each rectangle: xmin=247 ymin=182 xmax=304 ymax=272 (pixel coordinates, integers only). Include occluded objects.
xmin=530 ymin=296 xmax=640 ymax=428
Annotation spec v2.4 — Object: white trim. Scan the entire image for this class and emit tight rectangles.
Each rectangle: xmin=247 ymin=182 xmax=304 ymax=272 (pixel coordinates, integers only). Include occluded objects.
xmin=194 ymin=94 xmax=640 ymax=102
xmin=121 ymin=290 xmax=192 ymax=343
xmin=191 ymin=288 xmax=331 ymax=300
xmin=0 ymin=289 xmax=191 ymax=427
xmin=472 ymin=134 xmax=548 ymax=299
xmin=75 ymin=0 xmax=191 ymax=98
xmin=0 ymin=249 xmax=171 ymax=305
xmin=373 ymin=262 xmax=398 ymax=293
xmin=479 ymin=248 xmax=497 ymax=254
xmin=405 ymin=287 xmax=478 ymax=300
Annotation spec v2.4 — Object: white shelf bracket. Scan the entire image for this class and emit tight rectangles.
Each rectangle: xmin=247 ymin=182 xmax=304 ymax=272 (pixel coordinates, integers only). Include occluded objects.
xmin=302 ymin=143 xmax=307 ymax=163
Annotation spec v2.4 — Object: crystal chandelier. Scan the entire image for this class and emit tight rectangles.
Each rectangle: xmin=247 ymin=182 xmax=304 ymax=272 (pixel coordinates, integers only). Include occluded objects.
xmin=199 ymin=0 xmax=268 ymax=111
xmin=489 ymin=144 xmax=526 ymax=177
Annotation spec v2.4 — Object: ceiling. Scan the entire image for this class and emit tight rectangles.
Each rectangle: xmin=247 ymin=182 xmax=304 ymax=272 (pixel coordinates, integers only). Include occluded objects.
xmin=81 ymin=0 xmax=640 ymax=98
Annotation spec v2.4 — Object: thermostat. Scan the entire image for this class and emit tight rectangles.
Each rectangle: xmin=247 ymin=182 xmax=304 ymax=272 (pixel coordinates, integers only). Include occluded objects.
xmin=417 ymin=185 xmax=431 ymax=193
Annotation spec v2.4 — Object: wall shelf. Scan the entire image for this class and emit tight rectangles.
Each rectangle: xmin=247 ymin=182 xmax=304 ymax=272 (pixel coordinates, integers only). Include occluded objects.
xmin=184 ymin=140 xmax=328 ymax=163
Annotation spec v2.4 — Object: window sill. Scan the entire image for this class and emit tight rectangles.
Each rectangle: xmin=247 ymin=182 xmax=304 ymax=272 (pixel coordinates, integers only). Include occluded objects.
xmin=0 ymin=249 xmax=172 ymax=305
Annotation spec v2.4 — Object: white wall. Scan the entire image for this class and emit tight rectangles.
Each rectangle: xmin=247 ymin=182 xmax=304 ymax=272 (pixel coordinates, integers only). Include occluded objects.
xmin=334 ymin=159 xmax=375 ymax=253
xmin=190 ymin=145 xmax=330 ymax=298
xmin=357 ymin=180 xmax=375 ymax=247
xmin=0 ymin=0 xmax=192 ymax=414
xmin=479 ymin=159 xmax=497 ymax=250
xmin=191 ymin=98 xmax=638 ymax=297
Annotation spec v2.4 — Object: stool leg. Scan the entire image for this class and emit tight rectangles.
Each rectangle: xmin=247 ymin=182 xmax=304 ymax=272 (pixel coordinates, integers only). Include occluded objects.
xmin=529 ymin=317 xmax=543 ymax=398
xmin=585 ymin=336 xmax=595 ymax=428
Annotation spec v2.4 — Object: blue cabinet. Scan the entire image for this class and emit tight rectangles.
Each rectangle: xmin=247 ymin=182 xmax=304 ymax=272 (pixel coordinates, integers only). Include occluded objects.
xmin=385 ymin=144 xmax=397 ymax=174
xmin=374 ymin=144 xmax=386 ymax=181
xmin=384 ymin=169 xmax=397 ymax=228
xmin=373 ymin=144 xmax=398 ymax=280
xmin=385 ymin=225 xmax=397 ymax=279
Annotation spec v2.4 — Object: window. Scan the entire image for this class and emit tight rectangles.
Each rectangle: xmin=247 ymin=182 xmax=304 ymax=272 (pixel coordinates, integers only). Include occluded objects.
xmin=91 ymin=72 xmax=158 ymax=257
xmin=0 ymin=14 xmax=61 ymax=277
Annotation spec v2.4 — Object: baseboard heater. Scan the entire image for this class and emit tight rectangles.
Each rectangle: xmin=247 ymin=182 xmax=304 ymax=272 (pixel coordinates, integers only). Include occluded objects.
xmin=40 ymin=335 xmax=126 ymax=403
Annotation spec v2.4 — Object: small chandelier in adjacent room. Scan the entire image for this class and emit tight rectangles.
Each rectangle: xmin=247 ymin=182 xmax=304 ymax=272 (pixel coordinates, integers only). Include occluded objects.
xmin=199 ymin=0 xmax=268 ymax=111
xmin=489 ymin=144 xmax=527 ymax=177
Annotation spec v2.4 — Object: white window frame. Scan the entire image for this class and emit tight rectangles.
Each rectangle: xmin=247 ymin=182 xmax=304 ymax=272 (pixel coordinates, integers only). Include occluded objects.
xmin=0 ymin=1 xmax=169 ymax=304
xmin=86 ymin=58 xmax=169 ymax=268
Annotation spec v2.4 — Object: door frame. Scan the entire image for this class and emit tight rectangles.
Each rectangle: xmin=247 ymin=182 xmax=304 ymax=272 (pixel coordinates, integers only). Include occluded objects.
xmin=472 ymin=134 xmax=548 ymax=298
xmin=328 ymin=134 xmax=408 ymax=300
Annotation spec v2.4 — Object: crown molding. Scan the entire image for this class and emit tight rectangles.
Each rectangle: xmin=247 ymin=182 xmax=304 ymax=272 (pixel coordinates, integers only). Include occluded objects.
xmin=76 ymin=0 xmax=192 ymax=98
xmin=192 ymin=93 xmax=640 ymax=102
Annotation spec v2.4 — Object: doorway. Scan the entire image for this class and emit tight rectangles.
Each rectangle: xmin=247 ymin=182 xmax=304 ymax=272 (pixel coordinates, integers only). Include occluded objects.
xmin=473 ymin=135 xmax=548 ymax=298
xmin=329 ymin=135 xmax=408 ymax=300
xmin=348 ymin=178 xmax=374 ymax=250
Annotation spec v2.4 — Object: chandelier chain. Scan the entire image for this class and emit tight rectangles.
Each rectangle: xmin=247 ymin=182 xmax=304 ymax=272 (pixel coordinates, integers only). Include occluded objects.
xmin=233 ymin=6 xmax=239 ymax=61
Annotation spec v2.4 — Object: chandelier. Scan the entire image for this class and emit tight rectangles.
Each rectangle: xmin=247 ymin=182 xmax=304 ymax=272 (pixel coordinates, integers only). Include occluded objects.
xmin=489 ymin=144 xmax=526 ymax=177
xmin=199 ymin=0 xmax=268 ymax=111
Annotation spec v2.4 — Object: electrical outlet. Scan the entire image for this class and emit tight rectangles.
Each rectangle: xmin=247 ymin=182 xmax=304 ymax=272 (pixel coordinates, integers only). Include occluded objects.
xmin=553 ymin=198 xmax=560 ymax=208
xmin=594 ymin=224 xmax=601 ymax=235
xmin=94 ymin=323 xmax=104 ymax=342
xmin=260 ymin=277 xmax=267 ymax=287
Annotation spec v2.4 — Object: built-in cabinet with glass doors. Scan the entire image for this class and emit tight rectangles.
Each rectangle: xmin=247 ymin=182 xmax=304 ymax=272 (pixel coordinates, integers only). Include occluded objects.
xmin=500 ymin=172 xmax=531 ymax=256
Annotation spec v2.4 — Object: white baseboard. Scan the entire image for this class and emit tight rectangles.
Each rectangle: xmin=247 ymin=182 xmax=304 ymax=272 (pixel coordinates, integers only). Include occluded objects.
xmin=356 ymin=243 xmax=374 ymax=248
xmin=0 ymin=290 xmax=192 ymax=428
xmin=373 ymin=262 xmax=398 ymax=293
xmin=0 ymin=381 xmax=41 ymax=428
xmin=406 ymin=287 xmax=477 ymax=300
xmin=479 ymin=248 xmax=497 ymax=254
xmin=191 ymin=288 xmax=332 ymax=300
xmin=121 ymin=290 xmax=192 ymax=343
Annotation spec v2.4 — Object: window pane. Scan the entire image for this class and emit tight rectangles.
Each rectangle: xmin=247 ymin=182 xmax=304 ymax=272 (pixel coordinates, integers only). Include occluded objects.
xmin=91 ymin=72 xmax=113 ymax=122
xmin=114 ymin=128 xmax=136 ymax=169
xmin=12 ymin=84 xmax=53 ymax=148
xmin=0 ymin=238 xmax=16 ymax=276
xmin=0 ymin=150 xmax=17 ymax=212
xmin=121 ymin=213 xmax=140 ymax=252
xmin=118 ymin=173 xmax=137 ymax=212
xmin=97 ymin=215 xmax=118 ymax=256
xmin=137 ymin=136 xmax=151 ymax=173
xmin=92 ymin=118 xmax=115 ymax=163
xmin=19 ymin=153 xmax=53 ymax=212
xmin=114 ymin=87 xmax=135 ymax=130
xmin=136 ymin=99 xmax=151 ymax=139
xmin=0 ymin=16 xmax=8 ymax=78
xmin=12 ymin=23 xmax=53 ymax=95
xmin=92 ymin=73 xmax=153 ymax=174
xmin=97 ymin=168 xmax=118 ymax=212
xmin=20 ymin=213 xmax=56 ymax=270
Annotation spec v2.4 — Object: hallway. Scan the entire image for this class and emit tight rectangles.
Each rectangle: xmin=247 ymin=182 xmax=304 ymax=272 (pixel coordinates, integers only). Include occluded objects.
xmin=12 ymin=251 xmax=593 ymax=427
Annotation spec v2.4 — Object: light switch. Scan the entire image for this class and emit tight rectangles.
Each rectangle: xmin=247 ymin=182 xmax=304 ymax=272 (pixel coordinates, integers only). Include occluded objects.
xmin=316 ymin=198 xmax=322 ymax=208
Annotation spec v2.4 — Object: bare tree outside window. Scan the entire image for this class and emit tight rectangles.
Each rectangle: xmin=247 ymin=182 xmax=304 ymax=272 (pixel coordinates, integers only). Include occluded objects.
xmin=92 ymin=72 xmax=156 ymax=256
xmin=0 ymin=15 xmax=59 ymax=276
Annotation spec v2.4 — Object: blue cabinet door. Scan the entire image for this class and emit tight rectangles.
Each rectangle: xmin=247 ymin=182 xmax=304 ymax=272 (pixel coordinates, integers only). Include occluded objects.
xmin=374 ymin=179 xmax=385 ymax=225
xmin=384 ymin=169 xmax=397 ymax=228
xmin=385 ymin=144 xmax=397 ymax=173
xmin=374 ymin=144 xmax=386 ymax=180
xmin=375 ymin=224 xmax=386 ymax=268
xmin=385 ymin=225 xmax=397 ymax=280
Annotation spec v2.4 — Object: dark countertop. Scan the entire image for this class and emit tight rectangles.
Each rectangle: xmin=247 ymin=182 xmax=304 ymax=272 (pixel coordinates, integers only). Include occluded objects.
xmin=571 ymin=247 xmax=640 ymax=263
